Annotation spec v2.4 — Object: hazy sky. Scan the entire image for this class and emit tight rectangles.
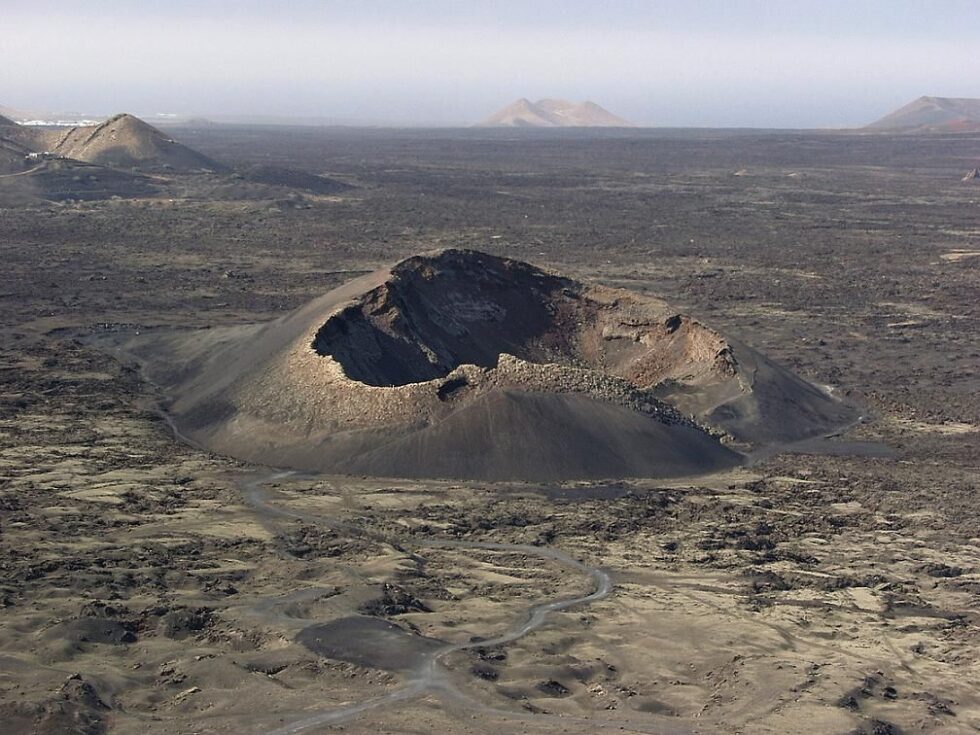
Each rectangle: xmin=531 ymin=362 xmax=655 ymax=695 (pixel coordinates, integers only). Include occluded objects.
xmin=3 ymin=0 xmax=980 ymax=127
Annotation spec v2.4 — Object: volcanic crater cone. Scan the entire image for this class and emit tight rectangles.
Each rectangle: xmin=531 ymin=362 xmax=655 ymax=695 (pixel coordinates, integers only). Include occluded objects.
xmin=124 ymin=250 xmax=858 ymax=480
xmin=43 ymin=113 xmax=223 ymax=172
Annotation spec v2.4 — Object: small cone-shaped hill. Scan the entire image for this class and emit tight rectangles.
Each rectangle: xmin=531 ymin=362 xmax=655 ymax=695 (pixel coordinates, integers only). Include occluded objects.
xmin=46 ymin=113 xmax=223 ymax=171
xmin=119 ymin=250 xmax=858 ymax=480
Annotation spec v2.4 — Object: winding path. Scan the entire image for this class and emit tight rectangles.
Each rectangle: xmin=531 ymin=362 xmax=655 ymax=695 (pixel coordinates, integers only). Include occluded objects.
xmin=239 ymin=471 xmax=692 ymax=735
xmin=0 ymin=164 xmax=45 ymax=178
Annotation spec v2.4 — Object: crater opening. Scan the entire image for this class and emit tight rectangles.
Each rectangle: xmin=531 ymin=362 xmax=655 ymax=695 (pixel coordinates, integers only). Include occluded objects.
xmin=437 ymin=376 xmax=470 ymax=401
xmin=310 ymin=250 xmax=734 ymax=390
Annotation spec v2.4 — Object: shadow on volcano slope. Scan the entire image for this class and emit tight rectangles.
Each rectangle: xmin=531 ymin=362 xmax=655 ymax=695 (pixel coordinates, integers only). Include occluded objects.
xmin=114 ymin=249 xmax=859 ymax=481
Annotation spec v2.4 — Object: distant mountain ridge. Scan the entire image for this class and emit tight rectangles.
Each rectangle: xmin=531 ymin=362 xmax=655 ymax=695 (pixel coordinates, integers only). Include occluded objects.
xmin=479 ymin=98 xmax=634 ymax=128
xmin=868 ymin=96 xmax=980 ymax=132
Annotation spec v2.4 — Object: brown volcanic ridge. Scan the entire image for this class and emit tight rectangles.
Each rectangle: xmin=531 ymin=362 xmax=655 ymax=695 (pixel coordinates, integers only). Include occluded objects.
xmin=121 ymin=250 xmax=858 ymax=481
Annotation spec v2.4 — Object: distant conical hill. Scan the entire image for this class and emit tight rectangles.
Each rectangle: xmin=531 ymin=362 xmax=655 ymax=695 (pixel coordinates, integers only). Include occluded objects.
xmin=868 ymin=96 xmax=980 ymax=132
xmin=479 ymin=98 xmax=634 ymax=128
xmin=44 ymin=113 xmax=224 ymax=171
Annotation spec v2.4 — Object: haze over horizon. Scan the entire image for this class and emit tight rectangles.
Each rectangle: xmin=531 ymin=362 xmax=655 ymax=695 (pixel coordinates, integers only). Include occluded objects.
xmin=3 ymin=0 xmax=980 ymax=128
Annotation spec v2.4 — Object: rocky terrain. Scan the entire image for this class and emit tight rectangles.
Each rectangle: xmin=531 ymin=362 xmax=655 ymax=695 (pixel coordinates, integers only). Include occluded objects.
xmin=0 ymin=125 xmax=978 ymax=734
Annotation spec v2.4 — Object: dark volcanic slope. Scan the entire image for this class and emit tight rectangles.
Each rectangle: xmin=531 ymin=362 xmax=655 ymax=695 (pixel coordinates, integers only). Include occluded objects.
xmin=0 ymin=136 xmax=31 ymax=174
xmin=340 ymin=390 xmax=737 ymax=480
xmin=119 ymin=250 xmax=858 ymax=480
xmin=239 ymin=164 xmax=353 ymax=195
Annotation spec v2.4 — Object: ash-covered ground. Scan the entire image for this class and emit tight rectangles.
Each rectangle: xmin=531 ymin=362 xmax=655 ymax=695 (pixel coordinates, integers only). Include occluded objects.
xmin=0 ymin=127 xmax=978 ymax=734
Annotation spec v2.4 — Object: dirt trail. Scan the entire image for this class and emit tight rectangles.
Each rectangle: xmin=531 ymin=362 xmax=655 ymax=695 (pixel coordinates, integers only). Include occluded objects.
xmin=240 ymin=471 xmax=692 ymax=735
xmin=0 ymin=164 xmax=44 ymax=178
